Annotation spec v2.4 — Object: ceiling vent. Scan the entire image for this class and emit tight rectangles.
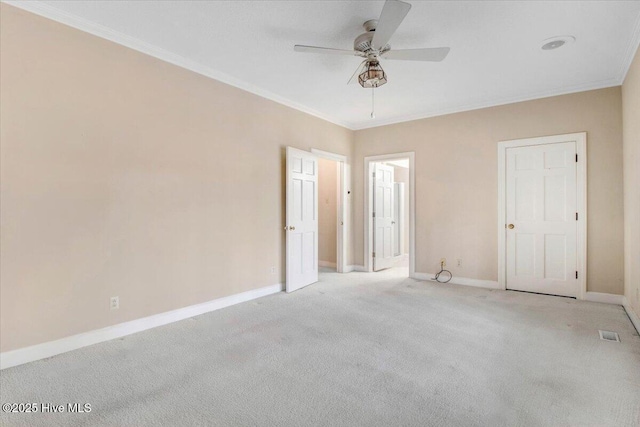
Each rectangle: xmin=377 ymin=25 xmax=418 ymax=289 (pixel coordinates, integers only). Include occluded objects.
xmin=599 ymin=330 xmax=621 ymax=342
xmin=541 ymin=35 xmax=575 ymax=51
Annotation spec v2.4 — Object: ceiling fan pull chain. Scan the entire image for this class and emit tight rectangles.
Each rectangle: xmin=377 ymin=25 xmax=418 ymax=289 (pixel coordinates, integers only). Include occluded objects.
xmin=371 ymin=88 xmax=376 ymax=119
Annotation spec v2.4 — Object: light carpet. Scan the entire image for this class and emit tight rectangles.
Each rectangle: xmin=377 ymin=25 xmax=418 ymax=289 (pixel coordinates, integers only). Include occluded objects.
xmin=1 ymin=267 xmax=639 ymax=426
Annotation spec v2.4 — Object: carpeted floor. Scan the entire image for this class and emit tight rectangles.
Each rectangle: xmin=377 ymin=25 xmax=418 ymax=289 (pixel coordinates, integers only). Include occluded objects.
xmin=1 ymin=267 xmax=639 ymax=426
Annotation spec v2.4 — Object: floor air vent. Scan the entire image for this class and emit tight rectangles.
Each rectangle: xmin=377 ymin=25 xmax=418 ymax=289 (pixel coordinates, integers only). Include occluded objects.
xmin=599 ymin=330 xmax=621 ymax=342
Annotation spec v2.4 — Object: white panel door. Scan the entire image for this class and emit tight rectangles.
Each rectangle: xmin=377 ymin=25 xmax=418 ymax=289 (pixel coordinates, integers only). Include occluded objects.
xmin=286 ymin=147 xmax=318 ymax=292
xmin=373 ymin=164 xmax=395 ymax=271
xmin=506 ymin=142 xmax=578 ymax=297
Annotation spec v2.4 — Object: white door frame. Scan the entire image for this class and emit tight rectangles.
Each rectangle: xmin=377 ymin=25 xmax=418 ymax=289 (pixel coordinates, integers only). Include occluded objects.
xmin=364 ymin=152 xmax=415 ymax=277
xmin=497 ymin=132 xmax=587 ymax=299
xmin=311 ymin=148 xmax=348 ymax=273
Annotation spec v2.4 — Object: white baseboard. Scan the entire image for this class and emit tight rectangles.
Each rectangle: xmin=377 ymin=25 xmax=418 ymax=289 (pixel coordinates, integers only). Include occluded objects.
xmin=412 ymin=272 xmax=502 ymax=290
xmin=0 ymin=283 xmax=283 ymax=370
xmin=343 ymin=265 xmax=355 ymax=273
xmin=584 ymin=292 xmax=625 ymax=305
xmin=623 ymin=297 xmax=640 ymax=334
xmin=318 ymin=260 xmax=337 ymax=268
xmin=352 ymin=265 xmax=367 ymax=272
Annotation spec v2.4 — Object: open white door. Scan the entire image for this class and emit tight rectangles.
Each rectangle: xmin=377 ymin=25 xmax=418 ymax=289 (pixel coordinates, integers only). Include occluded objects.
xmin=286 ymin=147 xmax=318 ymax=292
xmin=373 ymin=163 xmax=395 ymax=271
xmin=505 ymin=141 xmax=578 ymax=297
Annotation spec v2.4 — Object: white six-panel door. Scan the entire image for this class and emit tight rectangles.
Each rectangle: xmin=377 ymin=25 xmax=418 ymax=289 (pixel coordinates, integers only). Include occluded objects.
xmin=286 ymin=147 xmax=318 ymax=292
xmin=506 ymin=141 xmax=578 ymax=297
xmin=373 ymin=163 xmax=395 ymax=271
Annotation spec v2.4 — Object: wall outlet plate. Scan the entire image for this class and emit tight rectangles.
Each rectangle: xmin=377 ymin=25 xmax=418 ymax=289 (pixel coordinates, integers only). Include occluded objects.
xmin=440 ymin=258 xmax=446 ymax=267
xmin=110 ymin=296 xmax=119 ymax=310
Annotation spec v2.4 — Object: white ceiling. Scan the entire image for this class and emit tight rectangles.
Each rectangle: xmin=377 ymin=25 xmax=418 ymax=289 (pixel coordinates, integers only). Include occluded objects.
xmin=8 ymin=1 xmax=640 ymax=130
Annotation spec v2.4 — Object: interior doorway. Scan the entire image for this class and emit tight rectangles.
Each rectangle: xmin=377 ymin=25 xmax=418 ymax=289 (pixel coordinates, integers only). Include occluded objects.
xmin=318 ymin=157 xmax=340 ymax=272
xmin=364 ymin=152 xmax=415 ymax=277
xmin=285 ymin=147 xmax=349 ymax=293
xmin=312 ymin=149 xmax=348 ymax=274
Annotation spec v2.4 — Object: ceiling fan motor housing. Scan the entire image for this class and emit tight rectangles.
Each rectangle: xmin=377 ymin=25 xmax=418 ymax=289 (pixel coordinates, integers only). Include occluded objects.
xmin=354 ymin=20 xmax=390 ymax=54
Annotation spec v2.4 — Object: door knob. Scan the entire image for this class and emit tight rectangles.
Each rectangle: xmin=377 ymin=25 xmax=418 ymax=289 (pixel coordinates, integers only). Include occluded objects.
xmin=508 ymin=224 xmax=515 ymax=229
xmin=289 ymin=226 xmax=296 ymax=231
xmin=392 ymin=221 xmax=396 ymax=224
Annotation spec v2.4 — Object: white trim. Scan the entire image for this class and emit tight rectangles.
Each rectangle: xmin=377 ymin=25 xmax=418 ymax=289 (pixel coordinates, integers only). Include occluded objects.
xmin=351 ymin=265 xmax=368 ymax=272
xmin=497 ymin=133 xmax=587 ymax=299
xmin=584 ymin=292 xmax=625 ymax=305
xmin=364 ymin=152 xmax=415 ymax=278
xmin=0 ymin=283 xmax=283 ymax=370
xmin=623 ymin=297 xmax=640 ymax=334
xmin=5 ymin=1 xmax=637 ymax=132
xmin=576 ymin=137 xmax=588 ymax=300
xmin=413 ymin=272 xmax=501 ymax=290
xmin=311 ymin=148 xmax=349 ymax=274
xmin=619 ymin=10 xmax=640 ymax=83
xmin=318 ymin=260 xmax=337 ymax=268
xmin=310 ymin=149 xmax=347 ymax=163
xmin=2 ymin=1 xmax=352 ymax=130
xmin=351 ymin=80 xmax=620 ymax=131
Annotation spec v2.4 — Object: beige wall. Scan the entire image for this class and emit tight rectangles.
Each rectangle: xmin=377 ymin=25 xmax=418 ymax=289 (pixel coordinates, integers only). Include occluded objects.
xmin=354 ymin=87 xmax=625 ymax=294
xmin=622 ymin=46 xmax=640 ymax=317
xmin=392 ymin=165 xmax=410 ymax=255
xmin=0 ymin=5 xmax=354 ymax=352
xmin=318 ymin=158 xmax=338 ymax=264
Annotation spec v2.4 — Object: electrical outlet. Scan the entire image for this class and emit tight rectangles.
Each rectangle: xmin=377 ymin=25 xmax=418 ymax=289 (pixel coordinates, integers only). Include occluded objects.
xmin=110 ymin=296 xmax=119 ymax=310
xmin=440 ymin=258 xmax=446 ymax=267
xmin=270 ymin=266 xmax=276 ymax=275
xmin=457 ymin=259 xmax=462 ymax=267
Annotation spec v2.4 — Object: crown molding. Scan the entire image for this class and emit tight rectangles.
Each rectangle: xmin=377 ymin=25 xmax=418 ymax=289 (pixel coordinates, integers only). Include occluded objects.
xmin=619 ymin=9 xmax=640 ymax=84
xmin=352 ymin=78 xmax=621 ymax=130
xmin=2 ymin=0 xmax=355 ymax=130
xmin=4 ymin=1 xmax=639 ymax=132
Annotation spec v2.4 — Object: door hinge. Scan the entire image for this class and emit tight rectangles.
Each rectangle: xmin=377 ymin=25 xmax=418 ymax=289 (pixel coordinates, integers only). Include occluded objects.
xmin=575 ymin=154 xmax=578 ymax=162
xmin=372 ymin=252 xmax=376 ymax=258
xmin=372 ymin=212 xmax=376 ymax=218
xmin=576 ymin=212 xmax=578 ymax=221
xmin=576 ymin=271 xmax=578 ymax=279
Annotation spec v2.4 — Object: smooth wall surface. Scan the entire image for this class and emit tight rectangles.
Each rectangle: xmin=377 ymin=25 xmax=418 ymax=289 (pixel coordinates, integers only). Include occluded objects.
xmin=318 ymin=158 xmax=338 ymax=265
xmin=622 ymin=46 xmax=640 ymax=316
xmin=354 ymin=87 xmax=625 ymax=295
xmin=0 ymin=5 xmax=353 ymax=352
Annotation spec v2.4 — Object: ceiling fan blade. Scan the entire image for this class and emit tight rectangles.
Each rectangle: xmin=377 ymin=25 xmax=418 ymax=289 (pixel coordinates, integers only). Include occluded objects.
xmin=294 ymin=45 xmax=365 ymax=56
xmin=382 ymin=47 xmax=450 ymax=62
xmin=347 ymin=60 xmax=368 ymax=85
xmin=371 ymin=0 xmax=412 ymax=50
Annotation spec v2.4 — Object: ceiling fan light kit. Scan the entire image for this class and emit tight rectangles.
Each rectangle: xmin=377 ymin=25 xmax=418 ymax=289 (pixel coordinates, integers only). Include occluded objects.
xmin=293 ymin=0 xmax=450 ymax=117
xmin=358 ymin=61 xmax=387 ymax=88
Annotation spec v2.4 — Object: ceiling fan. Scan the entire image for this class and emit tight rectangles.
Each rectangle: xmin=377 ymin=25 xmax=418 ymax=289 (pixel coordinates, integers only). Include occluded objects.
xmin=293 ymin=0 xmax=450 ymax=90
